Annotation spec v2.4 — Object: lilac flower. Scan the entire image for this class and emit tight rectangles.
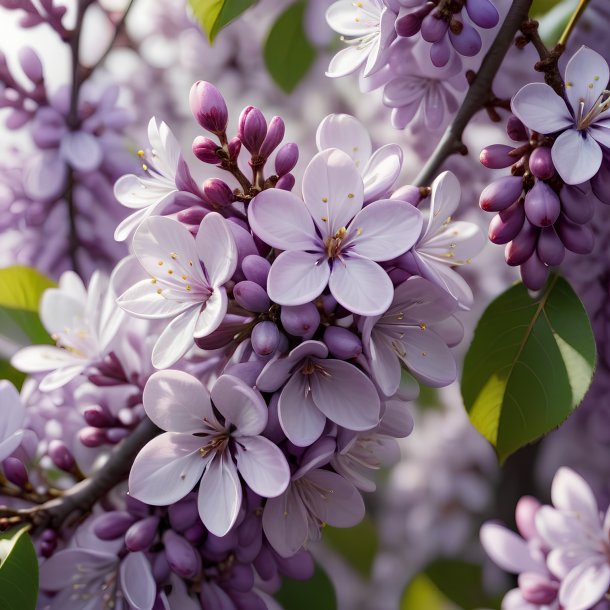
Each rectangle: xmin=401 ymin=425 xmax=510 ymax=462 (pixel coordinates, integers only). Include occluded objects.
xmin=0 ymin=381 xmax=26 ymax=462
xmin=256 ymin=340 xmax=381 ymax=446
xmin=360 ymin=276 xmax=459 ymax=397
xmin=114 ymin=117 xmax=201 ymax=241
xmin=316 ymin=113 xmax=403 ymax=202
xmin=129 ymin=371 xmax=290 ymax=536
xmin=325 ymin=0 xmax=398 ymax=80
xmin=11 ymin=271 xmax=124 ymax=391
xmin=248 ymin=148 xmax=423 ymax=316
xmin=511 ymin=46 xmax=610 ymax=185
xmin=117 ymin=213 xmax=237 ymax=368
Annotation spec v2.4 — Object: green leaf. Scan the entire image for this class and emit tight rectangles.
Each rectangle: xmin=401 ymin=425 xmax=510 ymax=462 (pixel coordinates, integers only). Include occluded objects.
xmin=461 ymin=275 xmax=596 ymax=463
xmin=324 ymin=516 xmax=378 ymax=576
xmin=188 ymin=0 xmax=256 ymax=43
xmin=0 ymin=359 xmax=26 ymax=390
xmin=263 ymin=1 xmax=317 ymax=94
xmin=0 ymin=526 xmax=39 ymax=610
xmin=0 ymin=266 xmax=55 ymax=348
xmin=530 ymin=0 xmax=564 ymax=16
xmin=401 ymin=574 xmax=459 ymax=610
xmin=275 ymin=565 xmax=336 ymax=610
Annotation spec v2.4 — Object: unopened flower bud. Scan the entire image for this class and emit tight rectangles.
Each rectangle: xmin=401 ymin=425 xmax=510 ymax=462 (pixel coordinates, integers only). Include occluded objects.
xmin=537 ymin=226 xmax=564 ymax=266
xmin=152 ymin=550 xmax=171 ymax=583
xmin=18 ymin=46 xmax=43 ymax=83
xmin=421 ymin=13 xmax=448 ymax=42
xmin=189 ymin=81 xmax=228 ymax=134
xmin=528 ymin=147 xmax=554 ymax=180
xmin=79 ymin=427 xmax=108 ymax=447
xmin=233 ymin=280 xmax=270 ymax=313
xmin=125 ymin=516 xmax=160 ymax=552
xmin=519 ymin=573 xmax=558 ymax=605
xmin=560 ymin=184 xmax=595 ymax=225
xmin=94 ymin=511 xmax=137 ymax=540
xmin=479 ymin=176 xmax=523 ymax=212
xmin=228 ymin=563 xmax=255 ymax=592
xmin=556 ymin=215 xmax=594 ymax=254
xmin=515 ymin=496 xmax=541 ymax=540
xmin=48 ymin=439 xmax=75 ymax=472
xmin=259 ymin=116 xmax=285 ymax=159
xmin=449 ymin=22 xmax=482 ymax=56
xmin=168 ymin=499 xmax=198 ymax=533
xmin=479 ymin=144 xmax=514 ymax=169
xmin=163 ymin=530 xmax=201 ymax=579
xmin=506 ymin=116 xmax=528 ymax=142
xmin=505 ymin=219 xmax=538 ymax=266
xmin=83 ymin=405 xmax=113 ymax=428
xmin=274 ymin=143 xmax=299 ymax=177
xmin=242 ymin=255 xmax=271 ymax=288
xmin=524 ymin=181 xmax=560 ymax=227
xmin=192 ymin=136 xmax=220 ymax=164
xmin=466 ymin=0 xmax=499 ymax=28
xmin=177 ymin=206 xmax=206 ymax=226
xmin=395 ymin=4 xmax=432 ymax=36
xmin=390 ymin=185 xmax=422 ymax=206
xmin=3 ymin=457 xmax=28 ymax=488
xmin=228 ymin=137 xmax=241 ymax=161
xmin=106 ymin=427 xmax=129 ymax=444
xmin=251 ymin=321 xmax=281 ymax=356
xmin=520 ymin=253 xmax=548 ymax=291
xmin=202 ymin=178 xmax=234 ymax=208
xmin=276 ymin=548 xmax=315 ymax=580
xmin=183 ymin=521 xmax=206 ymax=544
xmin=238 ymin=106 xmax=267 ymax=154
xmin=281 ymin=303 xmax=320 ymax=338
xmin=276 ymin=173 xmax=295 ymax=191
xmin=323 ymin=326 xmax=362 ymax=359
xmin=488 ymin=200 xmax=525 ymax=245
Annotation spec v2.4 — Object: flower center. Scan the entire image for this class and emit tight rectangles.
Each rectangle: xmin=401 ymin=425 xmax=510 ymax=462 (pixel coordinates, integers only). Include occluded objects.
xmin=199 ymin=434 xmax=228 ymax=458
xmin=324 ymin=227 xmax=348 ymax=259
xmin=576 ymin=90 xmax=610 ymax=130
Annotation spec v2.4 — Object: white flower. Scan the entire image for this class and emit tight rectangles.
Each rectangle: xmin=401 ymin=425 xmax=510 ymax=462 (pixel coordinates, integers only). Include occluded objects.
xmin=0 ymin=381 xmax=26 ymax=462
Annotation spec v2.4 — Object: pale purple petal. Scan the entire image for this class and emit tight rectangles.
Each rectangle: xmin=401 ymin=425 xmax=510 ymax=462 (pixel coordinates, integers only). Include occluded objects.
xmin=40 ymin=285 xmax=84 ymax=334
xmin=502 ymin=588 xmax=541 ymax=610
xmin=368 ymin=331 xmax=402 ymax=397
xmin=23 ymin=151 xmax=67 ymax=201
xmin=59 ymin=131 xmax=103 ymax=172
xmin=129 ymin=433 xmax=208 ymax=506
xmin=362 ymin=144 xmax=403 ymax=201
xmin=390 ymin=276 xmax=458 ymax=323
xmin=535 ymin=506 xmax=590 ymax=550
xmin=564 ymin=46 xmax=610 ymax=117
xmin=551 ymin=467 xmax=600 ymax=525
xmin=118 ymin=279 xmax=195 ymax=319
xmin=234 ymin=436 xmax=290 ymax=497
xmin=0 ymin=431 xmax=24 ymax=463
xmin=39 ymin=549 xmax=116 ymax=590
xmin=511 ymin=83 xmax=572 ymax=134
xmin=40 ymin=363 xmax=86 ymax=391
xmin=151 ymin=306 xmax=200 ymax=369
xmin=195 ymin=212 xmax=237 ymax=287
xmin=423 ymin=171 xmax=461 ymax=237
xmin=325 ymin=0 xmax=373 ymax=36
xmin=120 ymin=552 xmax=156 ymax=610
xmin=421 ymin=220 xmax=486 ymax=262
xmin=315 ymin=113 xmax=372 ymax=168
xmin=552 ymin=129 xmax=603 ymax=185
xmin=10 ymin=345 xmax=82 ymax=376
xmin=326 ymin=44 xmax=370 ymax=78
xmin=589 ymin=122 xmax=610 ymax=148
xmin=262 ymin=487 xmax=309 ymax=558
xmin=329 ymin=256 xmax=393 ymax=315
xmin=480 ymin=523 xmax=545 ymax=574
xmin=267 ymin=250 xmax=330 ymax=306
xmin=193 ymin=288 xmax=227 ymax=339
xmin=559 ymin=556 xmax=610 ymax=610
xmin=198 ymin=452 xmax=242 ymax=536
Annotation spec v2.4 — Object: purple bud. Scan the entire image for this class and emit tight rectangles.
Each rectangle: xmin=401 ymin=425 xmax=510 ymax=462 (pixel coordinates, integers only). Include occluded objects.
xmin=556 ymin=215 xmax=594 ymax=254
xmin=275 ymin=143 xmax=299 ymax=177
xmin=281 ymin=303 xmax=320 ymax=338
xmin=203 ymin=178 xmax=234 ymax=207
xmin=488 ymin=200 xmax=525 ymax=244
xmin=505 ymin=219 xmax=538 ymax=266
xmin=479 ymin=176 xmax=523 ymax=212
xmin=39 ymin=541 xmax=55 ymax=558
xmin=6 ymin=110 xmax=30 ymax=130
xmin=449 ymin=22 xmax=482 ymax=56
xmin=421 ymin=13 xmax=448 ymax=42
xmin=251 ymin=321 xmax=281 ymax=356
xmin=254 ymin=545 xmax=277 ymax=581
xmin=276 ymin=548 xmax=315 ymax=580
xmin=163 ymin=530 xmax=201 ymax=579
xmin=479 ymin=144 xmax=514 ymax=169
xmin=18 ymin=46 xmax=43 ymax=83
xmin=234 ymin=280 xmax=271 ymax=312
xmin=93 ymin=511 xmax=137 ymax=540
xmin=528 ymin=147 xmax=554 ymax=180
xmin=106 ymin=428 xmax=130 ymax=444
xmin=177 ymin=206 xmax=207 ymax=226
xmin=430 ymin=36 xmax=451 ymax=67
xmin=228 ymin=137 xmax=241 ymax=161
xmin=3 ymin=457 xmax=28 ymax=488
xmin=516 ymin=496 xmax=541 ymax=540
xmin=537 ymin=226 xmax=564 ymax=266
xmin=276 ymin=174 xmax=295 ymax=191
xmin=506 ymin=116 xmax=528 ymax=142
xmin=192 ymin=136 xmax=220 ymax=164
xmin=183 ymin=521 xmax=206 ymax=544
xmin=518 ymin=573 xmax=559 ymax=605
xmin=520 ymin=254 xmax=548 ymax=291
xmin=79 ymin=427 xmax=108 ymax=447
xmin=228 ymin=563 xmax=255 ymax=592
xmin=189 ymin=81 xmax=228 ymax=134
xmin=259 ymin=116 xmax=285 ymax=159
xmin=323 ymin=326 xmax=362 ymax=359
xmin=391 ymin=185 xmax=422 ymax=206
xmin=125 ymin=516 xmax=160 ymax=552
xmin=125 ymin=495 xmax=150 ymax=517
xmin=524 ymin=181 xmax=560 ymax=227
xmin=152 ymin=551 xmax=171 ymax=583
xmin=83 ymin=405 xmax=113 ymax=428
xmin=47 ymin=439 xmax=76 ymax=472
xmin=466 ymin=0 xmax=499 ymax=28
xmin=242 ymin=255 xmax=271 ymax=288
xmin=560 ymin=184 xmax=595 ymax=225
xmin=238 ymin=106 xmax=267 ymax=154
xmin=396 ymin=5 xmax=432 ymax=36
xmin=168 ymin=498 xmax=199 ymax=533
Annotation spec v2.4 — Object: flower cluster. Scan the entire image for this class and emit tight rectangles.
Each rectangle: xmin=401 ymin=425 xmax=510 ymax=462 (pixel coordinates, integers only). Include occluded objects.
xmin=482 ymin=467 xmax=610 ymax=610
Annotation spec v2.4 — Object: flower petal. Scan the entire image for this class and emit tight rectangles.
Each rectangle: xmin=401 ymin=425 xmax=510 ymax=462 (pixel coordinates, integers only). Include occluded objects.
xmin=326 ymin=0 xmax=376 ymax=37
xmin=193 ymin=288 xmax=227 ymax=339
xmin=234 ymin=436 xmax=290 ymax=497
xmin=196 ymin=212 xmax=237 ymax=287
xmin=118 ymin=279 xmax=195 ymax=319
xmin=551 ymin=467 xmax=600 ymax=525
xmin=480 ymin=523 xmax=544 ymax=575
xmin=59 ymin=131 xmax=103 ymax=172
xmin=23 ymin=151 xmax=67 ymax=201
xmin=10 ymin=345 xmax=82 ymax=374
xmin=559 ymin=556 xmax=610 ymax=610
xmin=326 ymin=44 xmax=370 ymax=78
xmin=552 ymin=129 xmax=602 ymax=185
xmin=367 ymin=331 xmax=402 ymax=397
xmin=564 ymin=46 xmax=610 ymax=118
xmin=423 ymin=171 xmax=461 ymax=238
xmin=362 ymin=144 xmax=403 ymax=201
xmin=151 ymin=306 xmax=200 ymax=369
xmin=315 ymin=113 xmax=372 ymax=170
xmin=263 ymin=487 xmax=309 ymax=558
xmin=120 ymin=552 xmax=156 ymax=610
xmin=511 ymin=83 xmax=572 ymax=133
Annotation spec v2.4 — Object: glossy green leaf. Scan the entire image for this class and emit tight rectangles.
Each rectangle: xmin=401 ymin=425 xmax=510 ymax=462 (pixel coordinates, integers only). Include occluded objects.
xmin=324 ymin=516 xmax=378 ymax=576
xmin=462 ymin=275 xmax=596 ymax=463
xmin=0 ymin=526 xmax=39 ymax=610
xmin=263 ymin=1 xmax=317 ymax=93
xmin=275 ymin=565 xmax=336 ymax=610
xmin=0 ymin=266 xmax=55 ymax=348
xmin=188 ymin=0 xmax=256 ymax=42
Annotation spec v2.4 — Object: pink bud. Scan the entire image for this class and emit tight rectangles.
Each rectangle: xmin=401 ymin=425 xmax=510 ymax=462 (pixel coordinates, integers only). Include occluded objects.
xmin=421 ymin=13 xmax=448 ymax=42
xmin=391 ymin=185 xmax=422 ymax=206
xmin=238 ymin=106 xmax=267 ymax=155
xmin=274 ymin=142 xmax=299 ymax=177
xmin=3 ymin=457 xmax=28 ymax=488
xmin=515 ymin=496 xmax=541 ymax=540
xmin=192 ymin=136 xmax=220 ymax=164
xmin=518 ymin=573 xmax=558 ymax=605
xmin=228 ymin=136 xmax=241 ymax=161
xmin=202 ymin=178 xmax=234 ymax=207
xmin=260 ymin=116 xmax=285 ymax=159
xmin=177 ymin=206 xmax=207 ymax=226
xmin=48 ymin=439 xmax=76 ymax=472
xmin=189 ymin=81 xmax=228 ymax=134
xmin=488 ymin=200 xmax=525 ymax=245
xmin=520 ymin=253 xmax=548 ymax=291
xmin=524 ymin=180 xmax=560 ymax=227
xmin=79 ymin=427 xmax=108 ymax=447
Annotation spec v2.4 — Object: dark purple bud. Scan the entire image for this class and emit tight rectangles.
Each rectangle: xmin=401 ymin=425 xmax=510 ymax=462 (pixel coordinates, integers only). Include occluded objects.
xmin=276 ymin=548 xmax=315 ymax=580
xmin=479 ymin=176 xmax=523 ymax=212
xmin=430 ymin=36 xmax=451 ymax=67
xmin=238 ymin=106 xmax=267 ymax=154
xmin=281 ymin=303 xmax=320 ymax=338
xmin=163 ymin=530 xmax=201 ymax=579
xmin=106 ymin=428 xmax=130 ymax=444
xmin=6 ymin=110 xmax=30 ymax=130
xmin=177 ymin=206 xmax=207 ymax=226
xmin=479 ymin=144 xmax=514 ymax=169
xmin=449 ymin=22 xmax=482 ymax=56
xmin=528 ymin=147 xmax=554 ymax=180
xmin=251 ymin=321 xmax=281 ymax=356
xmin=183 ymin=521 xmax=206 ymax=544
xmin=228 ymin=563 xmax=255 ymax=592
xmin=421 ymin=14 xmax=448 ymax=42
xmin=39 ymin=541 xmax=55 ymax=558
xmin=396 ymin=4 xmax=432 ymax=36
xmin=152 ymin=550 xmax=171 ymax=583
xmin=206 ymin=530 xmax=238 ymax=554
xmin=79 ymin=427 xmax=108 ymax=447
xmin=94 ymin=511 xmax=137 ymax=540
xmin=274 ymin=143 xmax=299 ymax=177
xmin=168 ymin=498 xmax=199 ymax=533
xmin=3 ymin=457 xmax=28 ymax=488
xmin=506 ymin=115 xmax=528 ymax=142
xmin=560 ymin=184 xmax=595 ymax=224
xmin=192 ymin=136 xmax=220 ymax=164
xmin=466 ymin=0 xmax=499 ymax=28
xmin=242 ymin=255 xmax=271 ymax=288
xmin=228 ymin=137 xmax=241 ymax=161
xmin=537 ymin=226 xmax=564 ymax=266
xmin=259 ymin=116 xmax=285 ymax=159
xmin=505 ymin=219 xmax=538 ymax=266
xmin=203 ymin=178 xmax=234 ymax=207
xmin=18 ymin=46 xmax=43 ymax=83
xmin=323 ymin=326 xmax=362 ymax=359
xmin=47 ymin=439 xmax=76 ymax=472
xmin=83 ymin=405 xmax=113 ymax=428
xmin=489 ymin=202 xmax=525 ymax=244
xmin=391 ymin=184 xmax=422 ymax=205
xmin=254 ymin=545 xmax=277 ymax=581
xmin=233 ymin=280 xmax=271 ymax=313
xmin=276 ymin=173 xmax=295 ymax=191
xmin=189 ymin=81 xmax=228 ymax=134
xmin=125 ymin=495 xmax=150 ymax=517
xmin=524 ymin=180 xmax=560 ymax=227
xmin=125 ymin=516 xmax=160 ymax=552
xmin=556 ymin=215 xmax=594 ymax=254
xmin=41 ymin=529 xmax=57 ymax=543
xmin=519 ymin=573 xmax=559 ymax=605
xmin=515 ymin=496 xmax=541 ymax=540
xmin=520 ymin=254 xmax=548 ymax=291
